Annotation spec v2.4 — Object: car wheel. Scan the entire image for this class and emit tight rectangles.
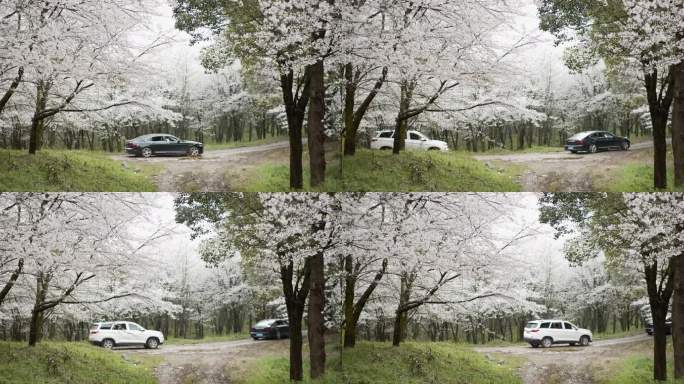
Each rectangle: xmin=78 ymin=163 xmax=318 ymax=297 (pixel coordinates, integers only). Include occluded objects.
xmin=541 ymin=337 xmax=553 ymax=348
xmin=621 ymin=142 xmax=630 ymax=151
xmin=102 ymin=339 xmax=115 ymax=349
xmin=276 ymin=330 xmax=281 ymax=340
xmin=571 ymin=151 xmax=578 ymax=154
xmin=589 ymin=144 xmax=597 ymax=154
xmin=428 ymin=147 xmax=441 ymax=151
xmin=380 ymin=147 xmax=392 ymax=151
xmin=530 ymin=343 xmax=539 ymax=348
xmin=146 ymin=337 xmax=159 ymax=349
xmin=141 ymin=147 xmax=153 ymax=158
xmin=188 ymin=146 xmax=200 ymax=157
xmin=580 ymin=336 xmax=590 ymax=347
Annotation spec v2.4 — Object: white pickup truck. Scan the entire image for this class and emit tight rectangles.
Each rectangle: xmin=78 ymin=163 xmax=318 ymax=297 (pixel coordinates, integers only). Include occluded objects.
xmin=89 ymin=321 xmax=165 ymax=349
xmin=370 ymin=130 xmax=449 ymax=151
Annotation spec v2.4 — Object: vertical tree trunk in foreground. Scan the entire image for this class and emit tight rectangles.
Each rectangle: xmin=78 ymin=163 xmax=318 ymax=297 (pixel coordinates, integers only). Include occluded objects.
xmin=671 ymin=62 xmax=684 ymax=188
xmin=673 ymin=252 xmax=684 ymax=379
xmin=645 ymin=263 xmax=674 ymax=381
xmin=281 ymin=259 xmax=311 ymax=381
xmin=307 ymin=60 xmax=327 ymax=187
xmin=29 ymin=81 xmax=49 ymax=155
xmin=281 ymin=70 xmax=310 ymax=190
xmin=308 ymin=252 xmax=326 ymax=379
xmin=645 ymin=69 xmax=674 ymax=190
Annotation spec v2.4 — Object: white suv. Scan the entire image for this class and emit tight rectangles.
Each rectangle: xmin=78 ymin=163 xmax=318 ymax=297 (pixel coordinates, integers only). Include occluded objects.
xmin=89 ymin=321 xmax=165 ymax=349
xmin=524 ymin=320 xmax=592 ymax=348
xmin=370 ymin=130 xmax=449 ymax=151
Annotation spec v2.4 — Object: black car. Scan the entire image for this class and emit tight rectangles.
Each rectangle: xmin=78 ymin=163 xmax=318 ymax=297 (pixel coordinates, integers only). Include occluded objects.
xmin=646 ymin=318 xmax=672 ymax=336
xmin=564 ymin=131 xmax=630 ymax=154
xmin=250 ymin=319 xmax=289 ymax=340
xmin=125 ymin=134 xmax=204 ymax=158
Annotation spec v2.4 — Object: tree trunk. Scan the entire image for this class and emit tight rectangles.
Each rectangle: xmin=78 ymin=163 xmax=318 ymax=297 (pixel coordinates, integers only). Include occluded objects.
xmin=0 ymin=258 xmax=23 ymax=308
xmin=29 ymin=81 xmax=49 ymax=155
xmin=645 ymin=262 xmax=675 ymax=381
xmin=0 ymin=67 xmax=24 ymax=117
xmin=673 ymin=252 xmax=684 ymax=379
xmin=343 ymin=64 xmax=356 ymax=156
xmin=289 ymin=310 xmax=305 ymax=381
xmin=281 ymin=258 xmax=311 ymax=381
xmin=28 ymin=274 xmax=49 ymax=347
xmin=393 ymin=81 xmax=413 ymax=154
xmin=645 ymin=69 xmax=674 ymax=190
xmin=281 ymin=70 xmax=310 ymax=190
xmin=308 ymin=252 xmax=326 ymax=379
xmin=307 ymin=60 xmax=326 ymax=187
xmin=392 ymin=274 xmax=411 ymax=346
xmin=343 ymin=255 xmax=356 ymax=348
xmin=671 ymin=62 xmax=684 ymax=188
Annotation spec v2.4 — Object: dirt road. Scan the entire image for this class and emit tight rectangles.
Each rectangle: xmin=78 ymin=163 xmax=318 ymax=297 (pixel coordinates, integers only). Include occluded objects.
xmin=474 ymin=141 xmax=662 ymax=192
xmin=122 ymin=338 xmax=288 ymax=384
xmin=475 ymin=334 xmax=651 ymax=384
xmin=112 ymin=141 xmax=292 ymax=192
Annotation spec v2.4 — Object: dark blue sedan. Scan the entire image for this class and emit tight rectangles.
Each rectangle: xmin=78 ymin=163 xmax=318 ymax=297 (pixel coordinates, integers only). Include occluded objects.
xmin=565 ymin=131 xmax=630 ymax=154
xmin=125 ymin=134 xmax=204 ymax=158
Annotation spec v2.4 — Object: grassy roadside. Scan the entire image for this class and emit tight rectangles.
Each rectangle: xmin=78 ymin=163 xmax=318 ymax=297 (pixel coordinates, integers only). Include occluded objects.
xmin=0 ymin=150 xmax=157 ymax=191
xmin=164 ymin=333 xmax=250 ymax=345
xmin=593 ymin=328 xmax=645 ymax=341
xmin=593 ymin=339 xmax=683 ymax=384
xmin=0 ymin=341 xmax=159 ymax=384
xmin=235 ymin=342 xmax=522 ymax=384
xmin=597 ymin=146 xmax=684 ymax=192
xmin=244 ymin=150 xmax=522 ymax=192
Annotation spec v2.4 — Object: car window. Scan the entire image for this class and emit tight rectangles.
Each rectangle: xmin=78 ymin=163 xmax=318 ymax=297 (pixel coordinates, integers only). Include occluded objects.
xmin=166 ymin=136 xmax=179 ymax=142
xmin=100 ymin=323 xmax=113 ymax=330
xmin=128 ymin=323 xmax=143 ymax=331
xmin=409 ymin=132 xmax=422 ymax=140
xmin=568 ymin=133 xmax=588 ymax=141
xmin=603 ymin=132 xmax=614 ymax=138
xmin=551 ymin=322 xmax=563 ymax=329
xmin=255 ymin=320 xmax=275 ymax=327
xmin=151 ymin=136 xmax=165 ymax=142
xmin=90 ymin=324 xmax=100 ymax=331
xmin=564 ymin=322 xmax=573 ymax=330
xmin=540 ymin=322 xmax=550 ymax=329
xmin=378 ymin=131 xmax=393 ymax=138
xmin=112 ymin=323 xmax=127 ymax=331
xmin=525 ymin=322 xmax=539 ymax=329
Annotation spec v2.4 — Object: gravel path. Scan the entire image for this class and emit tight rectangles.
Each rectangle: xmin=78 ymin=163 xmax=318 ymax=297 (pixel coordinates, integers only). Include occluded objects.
xmin=475 ymin=334 xmax=651 ymax=384
xmin=474 ymin=140 xmax=664 ymax=192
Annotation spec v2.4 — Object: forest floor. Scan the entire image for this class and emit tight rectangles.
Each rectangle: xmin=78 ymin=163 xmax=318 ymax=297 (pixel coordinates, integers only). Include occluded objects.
xmin=121 ymin=338 xmax=287 ymax=384
xmin=474 ymin=140 xmax=668 ymax=192
xmin=111 ymin=141 xmax=291 ymax=192
xmin=474 ymin=334 xmax=654 ymax=384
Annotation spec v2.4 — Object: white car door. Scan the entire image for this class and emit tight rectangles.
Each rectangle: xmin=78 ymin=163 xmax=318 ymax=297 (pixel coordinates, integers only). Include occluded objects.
xmin=126 ymin=322 xmax=148 ymax=344
xmin=563 ymin=322 xmax=580 ymax=342
xmin=112 ymin=322 xmax=130 ymax=344
xmin=549 ymin=321 xmax=565 ymax=341
xmin=406 ymin=132 xmax=423 ymax=150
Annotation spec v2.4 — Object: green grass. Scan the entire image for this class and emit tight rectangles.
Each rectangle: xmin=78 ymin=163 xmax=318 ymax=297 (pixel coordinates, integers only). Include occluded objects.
xmin=236 ymin=341 xmax=522 ymax=384
xmin=0 ymin=341 xmax=159 ymax=384
xmin=598 ymin=354 xmax=684 ymax=384
xmin=0 ymin=150 xmax=157 ymax=191
xmin=602 ymin=163 xmax=684 ymax=192
xmin=204 ymin=136 xmax=287 ymax=150
xmin=244 ymin=150 xmax=521 ymax=192
xmin=165 ymin=332 xmax=250 ymax=345
xmin=467 ymin=145 xmax=564 ymax=155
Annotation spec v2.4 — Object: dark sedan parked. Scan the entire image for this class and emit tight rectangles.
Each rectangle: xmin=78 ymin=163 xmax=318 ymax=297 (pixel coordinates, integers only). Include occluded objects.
xmin=125 ymin=134 xmax=204 ymax=158
xmin=564 ymin=131 xmax=630 ymax=154
xmin=646 ymin=318 xmax=672 ymax=336
xmin=250 ymin=319 xmax=289 ymax=340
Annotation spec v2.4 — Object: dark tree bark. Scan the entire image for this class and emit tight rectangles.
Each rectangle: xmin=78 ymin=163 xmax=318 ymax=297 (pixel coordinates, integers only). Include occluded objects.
xmin=644 ymin=68 xmax=675 ymax=190
xmin=0 ymin=67 xmax=24 ymax=117
xmin=343 ymin=257 xmax=388 ymax=348
xmin=29 ymin=81 xmax=50 ymax=155
xmin=281 ymin=257 xmax=311 ymax=381
xmin=280 ymin=70 xmax=310 ymax=190
xmin=307 ymin=59 xmax=326 ymax=187
xmin=308 ymin=252 xmax=326 ymax=379
xmin=673 ymin=252 xmax=684 ymax=379
xmin=644 ymin=261 xmax=675 ymax=381
xmin=0 ymin=258 xmax=23 ymax=308
xmin=672 ymin=62 xmax=684 ymax=188
xmin=343 ymin=66 xmax=388 ymax=156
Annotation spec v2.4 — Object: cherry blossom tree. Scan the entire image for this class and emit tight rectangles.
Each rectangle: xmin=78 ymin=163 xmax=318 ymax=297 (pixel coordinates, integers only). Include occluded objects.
xmin=540 ymin=192 xmax=684 ymax=381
